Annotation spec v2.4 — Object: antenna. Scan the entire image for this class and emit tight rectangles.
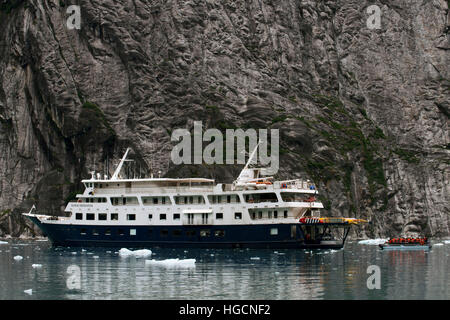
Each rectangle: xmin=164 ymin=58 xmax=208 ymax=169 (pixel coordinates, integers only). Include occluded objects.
xmin=106 ymin=153 xmax=109 ymax=179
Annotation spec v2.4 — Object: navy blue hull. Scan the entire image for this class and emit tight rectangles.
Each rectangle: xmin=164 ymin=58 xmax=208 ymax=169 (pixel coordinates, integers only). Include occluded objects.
xmin=27 ymin=216 xmax=343 ymax=249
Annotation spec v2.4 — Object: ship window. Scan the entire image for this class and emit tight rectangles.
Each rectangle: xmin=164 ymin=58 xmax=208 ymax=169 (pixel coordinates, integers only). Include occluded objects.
xmin=105 ymin=228 xmax=111 ymax=236
xmin=118 ymin=229 xmax=124 ymax=236
xmin=234 ymin=212 xmax=242 ymax=220
xmin=127 ymin=214 xmax=136 ymax=221
xmin=251 ymin=212 xmax=256 ymax=219
xmin=200 ymin=230 xmax=210 ymax=237
xmin=76 ymin=213 xmax=83 ymax=220
xmin=216 ymin=213 xmax=223 ymax=219
xmin=86 ymin=213 xmax=95 ymax=220
xmin=189 ymin=196 xmax=193 ymax=204
xmin=214 ymin=230 xmax=225 ymax=237
xmin=130 ymin=229 xmax=136 ymax=236
xmin=244 ymin=193 xmax=278 ymax=203
xmin=258 ymin=211 xmax=262 ymax=219
xmin=270 ymin=228 xmax=278 ymax=235
xmin=148 ymin=214 xmax=153 ymax=220
xmin=284 ymin=210 xmax=288 ymax=218
xmin=186 ymin=230 xmax=196 ymax=237
xmin=80 ymin=228 xmax=87 ymax=235
xmin=291 ymin=225 xmax=297 ymax=238
xmin=111 ymin=213 xmax=118 ymax=220
xmin=280 ymin=192 xmax=312 ymax=202
xmin=268 ymin=211 xmax=272 ymax=219
xmin=111 ymin=197 xmax=139 ymax=206
xmin=227 ymin=195 xmax=231 ymax=203
xmin=274 ymin=211 xmax=278 ymax=218
xmin=98 ymin=213 xmax=107 ymax=221
xmin=160 ymin=229 xmax=168 ymax=237
xmin=142 ymin=196 xmax=170 ymax=205
xmin=160 ymin=214 xmax=167 ymax=220
xmin=173 ymin=213 xmax=180 ymax=220
xmin=92 ymin=229 xmax=99 ymax=236
xmin=173 ymin=230 xmax=182 ymax=236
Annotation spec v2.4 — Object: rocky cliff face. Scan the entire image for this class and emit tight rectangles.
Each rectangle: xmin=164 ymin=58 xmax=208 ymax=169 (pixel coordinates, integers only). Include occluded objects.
xmin=0 ymin=0 xmax=448 ymax=238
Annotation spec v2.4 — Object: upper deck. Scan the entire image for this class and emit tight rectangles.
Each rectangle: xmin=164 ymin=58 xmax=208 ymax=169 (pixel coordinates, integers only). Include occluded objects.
xmin=76 ymin=146 xmax=318 ymax=199
xmin=80 ymin=177 xmax=317 ymax=196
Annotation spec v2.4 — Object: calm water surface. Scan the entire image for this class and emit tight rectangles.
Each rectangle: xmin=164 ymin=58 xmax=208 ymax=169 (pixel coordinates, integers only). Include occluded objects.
xmin=0 ymin=239 xmax=448 ymax=300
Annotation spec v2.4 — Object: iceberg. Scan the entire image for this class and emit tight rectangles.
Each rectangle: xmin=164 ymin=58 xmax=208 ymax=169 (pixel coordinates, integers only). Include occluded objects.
xmin=358 ymin=239 xmax=387 ymax=245
xmin=32 ymin=264 xmax=42 ymax=268
xmin=24 ymin=289 xmax=32 ymax=295
xmin=0 ymin=241 xmax=9 ymax=244
xmin=443 ymin=240 xmax=450 ymax=244
xmin=13 ymin=255 xmax=23 ymax=261
xmin=145 ymin=258 xmax=196 ymax=268
xmin=119 ymin=248 xmax=152 ymax=258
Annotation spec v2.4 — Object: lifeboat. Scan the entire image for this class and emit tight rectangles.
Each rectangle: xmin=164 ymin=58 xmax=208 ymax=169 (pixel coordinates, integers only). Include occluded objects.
xmin=379 ymin=237 xmax=431 ymax=250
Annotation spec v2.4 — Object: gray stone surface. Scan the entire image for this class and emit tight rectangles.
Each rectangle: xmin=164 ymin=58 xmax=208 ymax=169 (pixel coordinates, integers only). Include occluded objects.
xmin=0 ymin=0 xmax=448 ymax=238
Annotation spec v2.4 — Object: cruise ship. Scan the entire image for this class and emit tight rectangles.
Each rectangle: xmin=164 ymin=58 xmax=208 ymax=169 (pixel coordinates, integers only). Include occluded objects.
xmin=23 ymin=147 xmax=368 ymax=248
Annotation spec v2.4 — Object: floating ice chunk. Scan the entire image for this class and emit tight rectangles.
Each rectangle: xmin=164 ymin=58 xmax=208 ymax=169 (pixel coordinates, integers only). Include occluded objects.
xmin=106 ymin=251 xmax=112 ymax=253
xmin=92 ymin=256 xmax=99 ymax=259
xmin=81 ymin=249 xmax=87 ymax=252
xmin=24 ymin=289 xmax=32 ymax=295
xmin=443 ymin=240 xmax=450 ymax=244
xmin=250 ymin=257 xmax=260 ymax=260
xmin=434 ymin=243 xmax=444 ymax=246
xmin=119 ymin=248 xmax=152 ymax=258
xmin=145 ymin=258 xmax=196 ymax=268
xmin=71 ymin=252 xmax=77 ymax=255
xmin=14 ymin=255 xmax=23 ymax=261
xmin=0 ymin=241 xmax=8 ymax=244
xmin=32 ymin=264 xmax=42 ymax=268
xmin=358 ymin=239 xmax=387 ymax=245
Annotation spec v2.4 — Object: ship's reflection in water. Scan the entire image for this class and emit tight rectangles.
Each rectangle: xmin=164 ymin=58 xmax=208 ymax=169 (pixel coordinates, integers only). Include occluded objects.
xmin=0 ymin=240 xmax=448 ymax=299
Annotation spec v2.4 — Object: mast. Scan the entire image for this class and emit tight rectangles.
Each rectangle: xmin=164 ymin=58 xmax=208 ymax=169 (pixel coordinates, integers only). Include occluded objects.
xmin=234 ymin=141 xmax=260 ymax=184
xmin=111 ymin=148 xmax=131 ymax=180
